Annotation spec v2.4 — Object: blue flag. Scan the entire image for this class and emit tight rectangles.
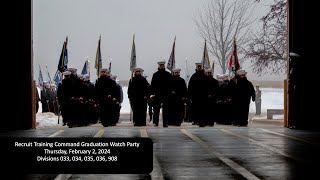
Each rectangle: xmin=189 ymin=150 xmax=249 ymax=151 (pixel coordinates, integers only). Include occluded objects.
xmin=81 ymin=60 xmax=88 ymax=75
xmin=53 ymin=70 xmax=62 ymax=87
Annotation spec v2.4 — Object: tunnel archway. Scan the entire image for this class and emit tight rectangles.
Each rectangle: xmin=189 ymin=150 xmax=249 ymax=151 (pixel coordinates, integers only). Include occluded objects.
xmin=3 ymin=0 xmax=315 ymax=130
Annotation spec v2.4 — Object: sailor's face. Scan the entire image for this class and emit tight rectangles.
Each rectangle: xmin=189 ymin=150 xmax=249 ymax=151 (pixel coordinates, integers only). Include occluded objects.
xmin=159 ymin=64 xmax=165 ymax=69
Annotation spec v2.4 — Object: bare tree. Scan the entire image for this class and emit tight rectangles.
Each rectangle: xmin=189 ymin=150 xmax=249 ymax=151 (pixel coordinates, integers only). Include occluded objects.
xmin=195 ymin=0 xmax=257 ymax=74
xmin=245 ymin=0 xmax=287 ymax=76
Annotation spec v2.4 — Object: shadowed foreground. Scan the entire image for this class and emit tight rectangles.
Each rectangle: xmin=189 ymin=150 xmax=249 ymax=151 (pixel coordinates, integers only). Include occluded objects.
xmin=2 ymin=114 xmax=319 ymax=180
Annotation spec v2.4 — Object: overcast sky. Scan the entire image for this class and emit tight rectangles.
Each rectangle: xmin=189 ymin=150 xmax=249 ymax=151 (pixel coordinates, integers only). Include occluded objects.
xmin=33 ymin=0 xmax=284 ymax=82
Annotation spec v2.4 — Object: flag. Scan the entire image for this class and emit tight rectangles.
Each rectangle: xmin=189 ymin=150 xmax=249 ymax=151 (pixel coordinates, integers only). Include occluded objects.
xmin=166 ymin=36 xmax=176 ymax=71
xmin=58 ymin=36 xmax=68 ymax=73
xmin=228 ymin=37 xmax=240 ymax=77
xmin=81 ymin=59 xmax=89 ymax=75
xmin=65 ymin=47 xmax=68 ymax=67
xmin=53 ymin=69 xmax=62 ymax=87
xmin=95 ymin=35 xmax=102 ymax=77
xmin=38 ymin=64 xmax=44 ymax=87
xmin=202 ymin=39 xmax=210 ymax=70
xmin=130 ymin=34 xmax=136 ymax=72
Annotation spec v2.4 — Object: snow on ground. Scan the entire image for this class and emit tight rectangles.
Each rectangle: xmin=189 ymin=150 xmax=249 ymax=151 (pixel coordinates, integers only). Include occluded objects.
xmin=36 ymin=112 xmax=62 ymax=128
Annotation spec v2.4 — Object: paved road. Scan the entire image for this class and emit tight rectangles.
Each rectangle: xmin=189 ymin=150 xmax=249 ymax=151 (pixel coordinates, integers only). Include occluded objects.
xmin=2 ymin=115 xmax=320 ymax=180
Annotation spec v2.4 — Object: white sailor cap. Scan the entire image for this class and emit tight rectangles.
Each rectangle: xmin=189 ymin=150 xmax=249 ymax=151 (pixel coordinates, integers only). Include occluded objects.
xmin=62 ymin=71 xmax=71 ymax=76
xmin=100 ymin=68 xmax=110 ymax=72
xmin=172 ymin=68 xmax=181 ymax=73
xmin=195 ymin=62 xmax=203 ymax=66
xmin=67 ymin=68 xmax=77 ymax=73
xmin=289 ymin=52 xmax=300 ymax=58
xmin=236 ymin=69 xmax=247 ymax=75
xmin=205 ymin=68 xmax=214 ymax=73
xmin=83 ymin=74 xmax=89 ymax=78
xmin=134 ymin=67 xmax=143 ymax=72
xmin=157 ymin=60 xmax=166 ymax=65
xmin=222 ymin=73 xmax=229 ymax=78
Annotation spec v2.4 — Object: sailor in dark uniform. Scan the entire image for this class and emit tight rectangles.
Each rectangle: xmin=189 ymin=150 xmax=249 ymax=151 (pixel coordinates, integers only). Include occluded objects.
xmin=232 ymin=69 xmax=255 ymax=126
xmin=167 ymin=68 xmax=187 ymax=126
xmin=82 ymin=74 xmax=98 ymax=125
xmin=57 ymin=71 xmax=72 ymax=126
xmin=216 ymin=74 xmax=234 ymax=125
xmin=204 ymin=68 xmax=219 ymax=126
xmin=150 ymin=60 xmax=172 ymax=127
xmin=128 ymin=68 xmax=151 ymax=126
xmin=95 ymin=68 xmax=118 ymax=127
xmin=188 ymin=63 xmax=208 ymax=127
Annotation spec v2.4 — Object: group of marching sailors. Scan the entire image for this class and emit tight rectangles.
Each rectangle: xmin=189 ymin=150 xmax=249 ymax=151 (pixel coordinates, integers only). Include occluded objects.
xmin=53 ymin=67 xmax=123 ymax=128
xmin=129 ymin=60 xmax=256 ymax=127
xmin=39 ymin=82 xmax=59 ymax=115
xmin=45 ymin=59 xmax=255 ymax=128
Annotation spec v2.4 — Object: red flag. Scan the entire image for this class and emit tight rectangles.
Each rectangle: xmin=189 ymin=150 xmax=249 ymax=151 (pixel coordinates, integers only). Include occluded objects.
xmin=228 ymin=37 xmax=240 ymax=77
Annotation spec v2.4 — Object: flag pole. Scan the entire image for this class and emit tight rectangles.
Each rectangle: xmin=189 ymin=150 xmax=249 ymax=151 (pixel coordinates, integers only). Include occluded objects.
xmin=129 ymin=33 xmax=136 ymax=122
xmin=87 ymin=56 xmax=90 ymax=81
xmin=129 ymin=71 xmax=133 ymax=121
